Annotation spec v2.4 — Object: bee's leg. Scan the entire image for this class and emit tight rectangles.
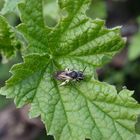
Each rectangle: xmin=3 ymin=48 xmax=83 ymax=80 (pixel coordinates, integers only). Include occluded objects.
xmin=65 ymin=68 xmax=70 ymax=72
xmin=60 ymin=79 xmax=70 ymax=86
xmin=76 ymin=79 xmax=80 ymax=82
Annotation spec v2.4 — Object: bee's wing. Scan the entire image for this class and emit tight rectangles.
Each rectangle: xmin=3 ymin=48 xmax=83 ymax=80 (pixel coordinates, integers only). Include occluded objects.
xmin=55 ymin=71 xmax=72 ymax=80
xmin=58 ymin=73 xmax=72 ymax=80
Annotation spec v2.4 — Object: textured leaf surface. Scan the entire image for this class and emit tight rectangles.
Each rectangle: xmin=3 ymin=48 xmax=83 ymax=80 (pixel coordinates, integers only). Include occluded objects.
xmin=1 ymin=54 xmax=140 ymax=140
xmin=0 ymin=15 xmax=19 ymax=59
xmin=0 ymin=0 xmax=140 ymax=140
xmin=1 ymin=0 xmax=20 ymax=15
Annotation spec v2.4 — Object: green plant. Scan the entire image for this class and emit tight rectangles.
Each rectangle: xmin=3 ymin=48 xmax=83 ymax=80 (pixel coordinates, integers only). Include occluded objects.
xmin=0 ymin=15 xmax=20 ymax=60
xmin=128 ymin=17 xmax=140 ymax=61
xmin=0 ymin=0 xmax=140 ymax=140
xmin=129 ymin=31 xmax=140 ymax=61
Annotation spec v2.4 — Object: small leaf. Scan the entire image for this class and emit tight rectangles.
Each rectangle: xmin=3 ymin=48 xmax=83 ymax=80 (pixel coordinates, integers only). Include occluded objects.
xmin=0 ymin=15 xmax=20 ymax=59
xmin=135 ymin=115 xmax=140 ymax=135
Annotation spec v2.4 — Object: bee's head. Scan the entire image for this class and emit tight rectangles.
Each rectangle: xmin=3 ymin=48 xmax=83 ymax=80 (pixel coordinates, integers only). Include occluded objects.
xmin=77 ymin=72 xmax=84 ymax=80
xmin=77 ymin=67 xmax=86 ymax=80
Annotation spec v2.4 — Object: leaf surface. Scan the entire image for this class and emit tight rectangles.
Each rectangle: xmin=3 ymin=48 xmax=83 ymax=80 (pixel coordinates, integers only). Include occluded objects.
xmin=0 ymin=15 xmax=19 ymax=59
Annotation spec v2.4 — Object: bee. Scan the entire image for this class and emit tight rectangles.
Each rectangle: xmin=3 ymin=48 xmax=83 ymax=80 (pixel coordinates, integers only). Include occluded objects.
xmin=55 ymin=67 xmax=86 ymax=86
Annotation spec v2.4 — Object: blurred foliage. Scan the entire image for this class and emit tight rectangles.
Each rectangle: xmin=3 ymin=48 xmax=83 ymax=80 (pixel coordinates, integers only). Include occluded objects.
xmin=43 ymin=0 xmax=106 ymax=27
xmin=0 ymin=54 xmax=22 ymax=109
xmin=0 ymin=95 xmax=11 ymax=109
xmin=99 ymin=58 xmax=140 ymax=102
xmin=135 ymin=115 xmax=140 ymax=135
xmin=87 ymin=0 xmax=106 ymax=19
xmin=124 ymin=59 xmax=140 ymax=102
xmin=43 ymin=0 xmax=60 ymax=27
xmin=0 ymin=15 xmax=21 ymax=60
xmin=128 ymin=31 xmax=140 ymax=60
xmin=98 ymin=66 xmax=125 ymax=91
xmin=129 ymin=17 xmax=140 ymax=61
xmin=0 ymin=0 xmax=4 ymax=10
xmin=36 ymin=131 xmax=54 ymax=140
xmin=0 ymin=60 xmax=11 ymax=81
xmin=0 ymin=60 xmax=12 ymax=108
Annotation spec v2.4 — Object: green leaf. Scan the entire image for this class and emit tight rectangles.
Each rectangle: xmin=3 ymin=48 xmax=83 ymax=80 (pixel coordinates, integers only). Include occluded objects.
xmin=0 ymin=54 xmax=140 ymax=140
xmin=128 ymin=31 xmax=140 ymax=61
xmin=0 ymin=0 xmax=140 ymax=140
xmin=1 ymin=54 xmax=140 ymax=140
xmin=0 ymin=15 xmax=20 ymax=59
xmin=1 ymin=0 xmax=20 ymax=15
xmin=17 ymin=0 xmax=125 ymax=68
